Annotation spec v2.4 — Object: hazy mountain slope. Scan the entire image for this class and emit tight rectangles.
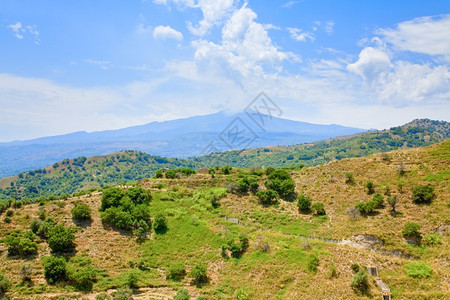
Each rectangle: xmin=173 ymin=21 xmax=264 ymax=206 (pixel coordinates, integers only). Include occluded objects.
xmin=0 ymin=111 xmax=364 ymax=177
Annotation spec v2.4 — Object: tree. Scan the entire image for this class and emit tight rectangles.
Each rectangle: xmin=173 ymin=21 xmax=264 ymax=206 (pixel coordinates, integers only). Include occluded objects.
xmin=372 ymin=193 xmax=384 ymax=208
xmin=43 ymin=256 xmax=67 ymax=284
xmin=345 ymin=172 xmax=355 ymax=184
xmin=165 ymin=169 xmax=177 ymax=179
xmin=412 ymin=185 xmax=435 ymax=204
xmin=351 ymin=269 xmax=369 ymax=294
xmin=366 ymin=181 xmax=375 ymax=195
xmin=221 ymin=166 xmax=232 ymax=175
xmin=403 ymin=222 xmax=421 ymax=238
xmin=71 ymin=203 xmax=91 ymax=221
xmin=153 ymin=213 xmax=167 ymax=234
xmin=126 ymin=187 xmax=152 ymax=205
xmin=190 ymin=263 xmax=207 ymax=285
xmin=265 ymin=170 xmax=296 ymax=201
xmin=311 ymin=202 xmax=326 ymax=215
xmin=387 ymin=195 xmax=398 ymax=214
xmin=166 ymin=261 xmax=186 ymax=281
xmin=256 ymin=190 xmax=278 ymax=206
xmin=249 ymin=182 xmax=259 ymax=194
xmin=154 ymin=169 xmax=163 ymax=178
xmin=47 ymin=225 xmax=76 ymax=253
xmin=297 ymin=194 xmax=311 ymax=214
xmin=0 ymin=272 xmax=11 ymax=295
xmin=174 ymin=289 xmax=190 ymax=300
xmin=100 ymin=187 xmax=125 ymax=211
xmin=20 ymin=263 xmax=33 ymax=282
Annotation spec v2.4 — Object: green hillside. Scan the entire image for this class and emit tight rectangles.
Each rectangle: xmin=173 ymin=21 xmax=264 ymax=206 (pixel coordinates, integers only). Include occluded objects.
xmin=0 ymin=119 xmax=448 ymax=201
xmin=0 ymin=141 xmax=448 ymax=299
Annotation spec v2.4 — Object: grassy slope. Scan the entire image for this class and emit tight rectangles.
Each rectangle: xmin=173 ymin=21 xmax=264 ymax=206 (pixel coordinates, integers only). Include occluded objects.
xmin=0 ymin=141 xmax=448 ymax=299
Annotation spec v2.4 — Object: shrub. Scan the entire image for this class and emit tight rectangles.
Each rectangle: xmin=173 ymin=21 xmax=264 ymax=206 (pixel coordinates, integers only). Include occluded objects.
xmin=4 ymin=216 xmax=11 ymax=223
xmin=166 ymin=261 xmax=186 ymax=281
xmin=265 ymin=170 xmax=296 ymax=201
xmin=351 ymin=269 xmax=369 ymax=294
xmin=402 ymin=222 xmax=421 ymax=237
xmin=111 ymin=287 xmax=133 ymax=300
xmin=307 ymin=253 xmax=319 ymax=272
xmin=256 ymin=189 xmax=278 ymax=206
xmin=351 ymin=263 xmax=360 ymax=273
xmin=126 ymin=270 xmax=139 ymax=288
xmin=38 ymin=207 xmax=46 ymax=220
xmin=165 ymin=169 xmax=177 ymax=179
xmin=37 ymin=218 xmax=56 ymax=238
xmin=329 ymin=264 xmax=338 ymax=278
xmin=190 ymin=263 xmax=207 ymax=285
xmin=153 ymin=213 xmax=167 ymax=234
xmin=405 ymin=262 xmax=433 ymax=278
xmin=0 ymin=272 xmax=11 ymax=295
xmin=297 ymin=194 xmax=311 ymax=214
xmin=422 ymin=233 xmax=442 ymax=246
xmin=4 ymin=230 xmax=38 ymax=257
xmin=95 ymin=293 xmax=111 ymax=300
xmin=154 ymin=169 xmax=163 ymax=178
xmin=345 ymin=172 xmax=355 ymax=184
xmin=174 ymin=289 xmax=190 ymax=300
xmin=366 ymin=181 xmax=375 ymax=195
xmin=221 ymin=165 xmax=232 ymax=175
xmin=101 ymin=207 xmax=135 ymax=230
xmin=249 ymin=182 xmax=259 ymax=194
xmin=126 ymin=187 xmax=151 ymax=205
xmin=412 ymin=185 xmax=435 ymax=204
xmin=355 ymin=200 xmax=377 ymax=215
xmin=68 ymin=265 xmax=98 ymax=291
xmin=71 ymin=203 xmax=91 ymax=221
xmin=47 ymin=225 xmax=76 ymax=253
xmin=387 ymin=195 xmax=398 ymax=214
xmin=100 ymin=187 xmax=125 ymax=211
xmin=372 ymin=193 xmax=384 ymax=208
xmin=20 ymin=263 xmax=33 ymax=281
xmin=225 ymin=234 xmax=249 ymax=258
xmin=311 ymin=202 xmax=326 ymax=215
xmin=43 ymin=256 xmax=67 ymax=284
xmin=30 ymin=218 xmax=42 ymax=233
xmin=5 ymin=209 xmax=13 ymax=217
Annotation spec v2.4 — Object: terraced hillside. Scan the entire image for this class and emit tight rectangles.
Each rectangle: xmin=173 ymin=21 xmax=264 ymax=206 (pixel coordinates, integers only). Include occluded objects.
xmin=0 ymin=141 xmax=448 ymax=299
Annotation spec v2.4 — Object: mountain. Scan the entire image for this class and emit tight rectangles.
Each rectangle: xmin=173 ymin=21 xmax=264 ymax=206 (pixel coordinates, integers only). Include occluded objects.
xmin=0 ymin=140 xmax=448 ymax=299
xmin=0 ymin=111 xmax=365 ymax=177
xmin=0 ymin=118 xmax=448 ymax=200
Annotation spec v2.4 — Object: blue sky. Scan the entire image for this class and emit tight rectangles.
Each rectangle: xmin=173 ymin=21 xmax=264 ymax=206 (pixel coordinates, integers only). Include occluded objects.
xmin=0 ymin=0 xmax=449 ymax=142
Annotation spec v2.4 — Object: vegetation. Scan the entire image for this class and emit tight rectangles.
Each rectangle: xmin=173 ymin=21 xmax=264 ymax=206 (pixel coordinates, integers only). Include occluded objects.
xmin=166 ymin=261 xmax=186 ymax=281
xmin=71 ymin=202 xmax=92 ymax=221
xmin=190 ymin=263 xmax=208 ymax=285
xmin=297 ymin=194 xmax=312 ymax=214
xmin=256 ymin=189 xmax=278 ymax=206
xmin=0 ymin=273 xmax=11 ymax=295
xmin=402 ymin=222 xmax=421 ymax=238
xmin=174 ymin=289 xmax=190 ymax=300
xmin=47 ymin=225 xmax=76 ymax=253
xmin=405 ymin=262 xmax=433 ymax=278
xmin=43 ymin=256 xmax=67 ymax=284
xmin=351 ymin=269 xmax=369 ymax=294
xmin=412 ymin=185 xmax=435 ymax=204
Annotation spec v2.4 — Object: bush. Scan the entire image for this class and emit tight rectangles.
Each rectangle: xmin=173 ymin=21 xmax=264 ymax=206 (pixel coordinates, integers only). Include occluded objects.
xmin=111 ymin=287 xmax=133 ymax=300
xmin=351 ymin=269 xmax=369 ymax=294
xmin=265 ymin=170 xmax=296 ymax=201
xmin=47 ymin=225 xmax=76 ymax=253
xmin=95 ymin=293 xmax=111 ymax=300
xmin=366 ymin=181 xmax=375 ymax=195
xmin=351 ymin=263 xmax=360 ymax=273
xmin=225 ymin=234 xmax=249 ymax=258
xmin=387 ymin=195 xmax=398 ymax=214
xmin=153 ymin=213 xmax=167 ymax=234
xmin=372 ymin=193 xmax=384 ymax=208
xmin=221 ymin=165 xmax=232 ymax=175
xmin=4 ymin=230 xmax=38 ymax=257
xmin=297 ymin=194 xmax=311 ymax=214
xmin=154 ymin=169 xmax=163 ymax=178
xmin=329 ymin=264 xmax=338 ymax=278
xmin=174 ymin=289 xmax=190 ymax=300
xmin=126 ymin=187 xmax=151 ymax=205
xmin=256 ymin=189 xmax=278 ymax=206
xmin=68 ymin=265 xmax=98 ymax=291
xmin=4 ymin=216 xmax=11 ymax=223
xmin=190 ymin=263 xmax=207 ymax=285
xmin=307 ymin=253 xmax=319 ymax=272
xmin=311 ymin=202 xmax=326 ymax=215
xmin=101 ymin=207 xmax=135 ymax=230
xmin=36 ymin=218 xmax=56 ymax=238
xmin=422 ymin=233 xmax=442 ymax=246
xmin=71 ymin=203 xmax=91 ymax=221
xmin=402 ymin=222 xmax=421 ymax=237
xmin=5 ymin=209 xmax=13 ymax=217
xmin=355 ymin=200 xmax=377 ymax=215
xmin=20 ymin=263 xmax=33 ymax=281
xmin=405 ymin=262 xmax=433 ymax=278
xmin=43 ymin=256 xmax=67 ymax=284
xmin=0 ymin=272 xmax=11 ymax=295
xmin=165 ymin=169 xmax=177 ymax=179
xmin=412 ymin=185 xmax=435 ymax=204
xmin=345 ymin=172 xmax=355 ymax=184
xmin=126 ymin=270 xmax=139 ymax=288
xmin=249 ymin=181 xmax=259 ymax=194
xmin=30 ymin=218 xmax=42 ymax=233
xmin=166 ymin=261 xmax=186 ymax=281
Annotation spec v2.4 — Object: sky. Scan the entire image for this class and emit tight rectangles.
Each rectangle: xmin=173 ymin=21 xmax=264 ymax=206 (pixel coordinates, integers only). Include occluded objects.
xmin=0 ymin=0 xmax=449 ymax=142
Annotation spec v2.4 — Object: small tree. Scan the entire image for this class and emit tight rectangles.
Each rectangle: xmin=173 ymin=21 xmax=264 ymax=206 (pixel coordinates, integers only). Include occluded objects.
xmin=43 ymin=256 xmax=67 ymax=284
xmin=71 ymin=203 xmax=91 ymax=221
xmin=256 ymin=190 xmax=278 ymax=206
xmin=154 ymin=169 xmax=163 ymax=178
xmin=166 ymin=261 xmax=186 ymax=281
xmin=190 ymin=263 xmax=207 ymax=285
xmin=345 ymin=172 xmax=355 ymax=184
xmin=387 ymin=195 xmax=398 ymax=214
xmin=351 ymin=269 xmax=369 ymax=294
xmin=20 ymin=263 xmax=33 ymax=282
xmin=297 ymin=194 xmax=311 ymax=214
xmin=311 ymin=202 xmax=326 ymax=215
xmin=402 ymin=222 xmax=421 ymax=238
xmin=174 ymin=289 xmax=190 ymax=300
xmin=307 ymin=253 xmax=319 ymax=272
xmin=153 ymin=213 xmax=167 ymax=234
xmin=0 ymin=272 xmax=11 ymax=295
xmin=47 ymin=225 xmax=76 ymax=253
xmin=366 ymin=181 xmax=375 ymax=195
xmin=412 ymin=185 xmax=435 ymax=204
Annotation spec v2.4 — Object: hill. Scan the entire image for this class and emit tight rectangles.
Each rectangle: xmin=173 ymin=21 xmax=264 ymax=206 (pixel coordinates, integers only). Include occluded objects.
xmin=0 ymin=111 xmax=365 ymax=178
xmin=0 ymin=119 xmax=447 ymax=201
xmin=0 ymin=141 xmax=448 ymax=299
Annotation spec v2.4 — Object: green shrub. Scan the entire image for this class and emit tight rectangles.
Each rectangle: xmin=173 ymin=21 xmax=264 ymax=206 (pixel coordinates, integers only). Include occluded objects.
xmin=30 ymin=218 xmax=42 ymax=233
xmin=68 ymin=265 xmax=98 ymax=291
xmin=422 ymin=233 xmax=442 ymax=246
xmin=345 ymin=172 xmax=355 ymax=184
xmin=126 ymin=270 xmax=139 ymax=288
xmin=256 ymin=189 xmax=278 ymax=206
xmin=402 ymin=222 xmax=421 ymax=237
xmin=412 ymin=185 xmax=435 ymax=204
xmin=71 ymin=203 xmax=91 ymax=221
xmin=154 ymin=169 xmax=163 ymax=178
xmin=20 ymin=263 xmax=33 ymax=281
xmin=5 ymin=209 xmax=13 ymax=217
xmin=4 ymin=216 xmax=11 ymax=223
xmin=126 ymin=187 xmax=151 ymax=205
xmin=153 ymin=213 xmax=167 ymax=234
xmin=355 ymin=200 xmax=377 ymax=215
xmin=37 ymin=218 xmax=56 ymax=238
xmin=38 ymin=207 xmax=46 ymax=220
xmin=351 ymin=269 xmax=369 ymax=294
xmin=47 ymin=225 xmax=76 ymax=253
xmin=307 ymin=253 xmax=319 ymax=272
xmin=174 ymin=289 xmax=190 ymax=300
xmin=265 ymin=170 xmax=296 ymax=201
xmin=297 ymin=194 xmax=311 ymax=214
xmin=311 ymin=202 xmax=326 ymax=215
xmin=4 ymin=230 xmax=38 ymax=257
xmin=329 ymin=264 xmax=338 ymax=278
xmin=111 ymin=287 xmax=133 ymax=300
xmin=351 ymin=263 xmax=360 ymax=273
xmin=0 ymin=272 xmax=11 ymax=295
xmin=221 ymin=166 xmax=232 ymax=175
xmin=372 ymin=193 xmax=384 ymax=208
xmin=43 ymin=256 xmax=67 ymax=284
xmin=166 ymin=261 xmax=186 ymax=281
xmin=165 ymin=169 xmax=177 ymax=179
xmin=225 ymin=234 xmax=249 ymax=258
xmin=366 ymin=181 xmax=375 ymax=195
xmin=249 ymin=181 xmax=259 ymax=194
xmin=95 ymin=292 xmax=111 ymax=300
xmin=190 ymin=263 xmax=207 ymax=285
xmin=405 ymin=262 xmax=433 ymax=278
xmin=101 ymin=207 xmax=135 ymax=230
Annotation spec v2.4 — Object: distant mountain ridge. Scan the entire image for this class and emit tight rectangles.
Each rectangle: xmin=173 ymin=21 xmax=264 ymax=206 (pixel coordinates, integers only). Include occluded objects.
xmin=0 ymin=111 xmax=365 ymax=177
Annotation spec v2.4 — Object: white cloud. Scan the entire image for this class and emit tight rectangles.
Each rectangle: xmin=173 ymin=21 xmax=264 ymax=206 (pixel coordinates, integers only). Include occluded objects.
xmin=282 ymin=1 xmax=300 ymax=8
xmin=376 ymin=14 xmax=450 ymax=61
xmin=347 ymin=47 xmax=392 ymax=85
xmin=7 ymin=22 xmax=40 ymax=44
xmin=325 ymin=20 xmax=334 ymax=35
xmin=288 ymin=27 xmax=314 ymax=42
xmin=153 ymin=25 xmax=183 ymax=40
xmin=83 ymin=59 xmax=111 ymax=70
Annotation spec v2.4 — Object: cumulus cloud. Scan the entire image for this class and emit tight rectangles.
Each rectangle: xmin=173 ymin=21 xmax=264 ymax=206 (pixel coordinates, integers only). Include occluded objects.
xmin=153 ymin=25 xmax=183 ymax=40
xmin=7 ymin=22 xmax=40 ymax=43
xmin=288 ymin=27 xmax=314 ymax=42
xmin=347 ymin=47 xmax=392 ymax=85
xmin=376 ymin=14 xmax=450 ymax=61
